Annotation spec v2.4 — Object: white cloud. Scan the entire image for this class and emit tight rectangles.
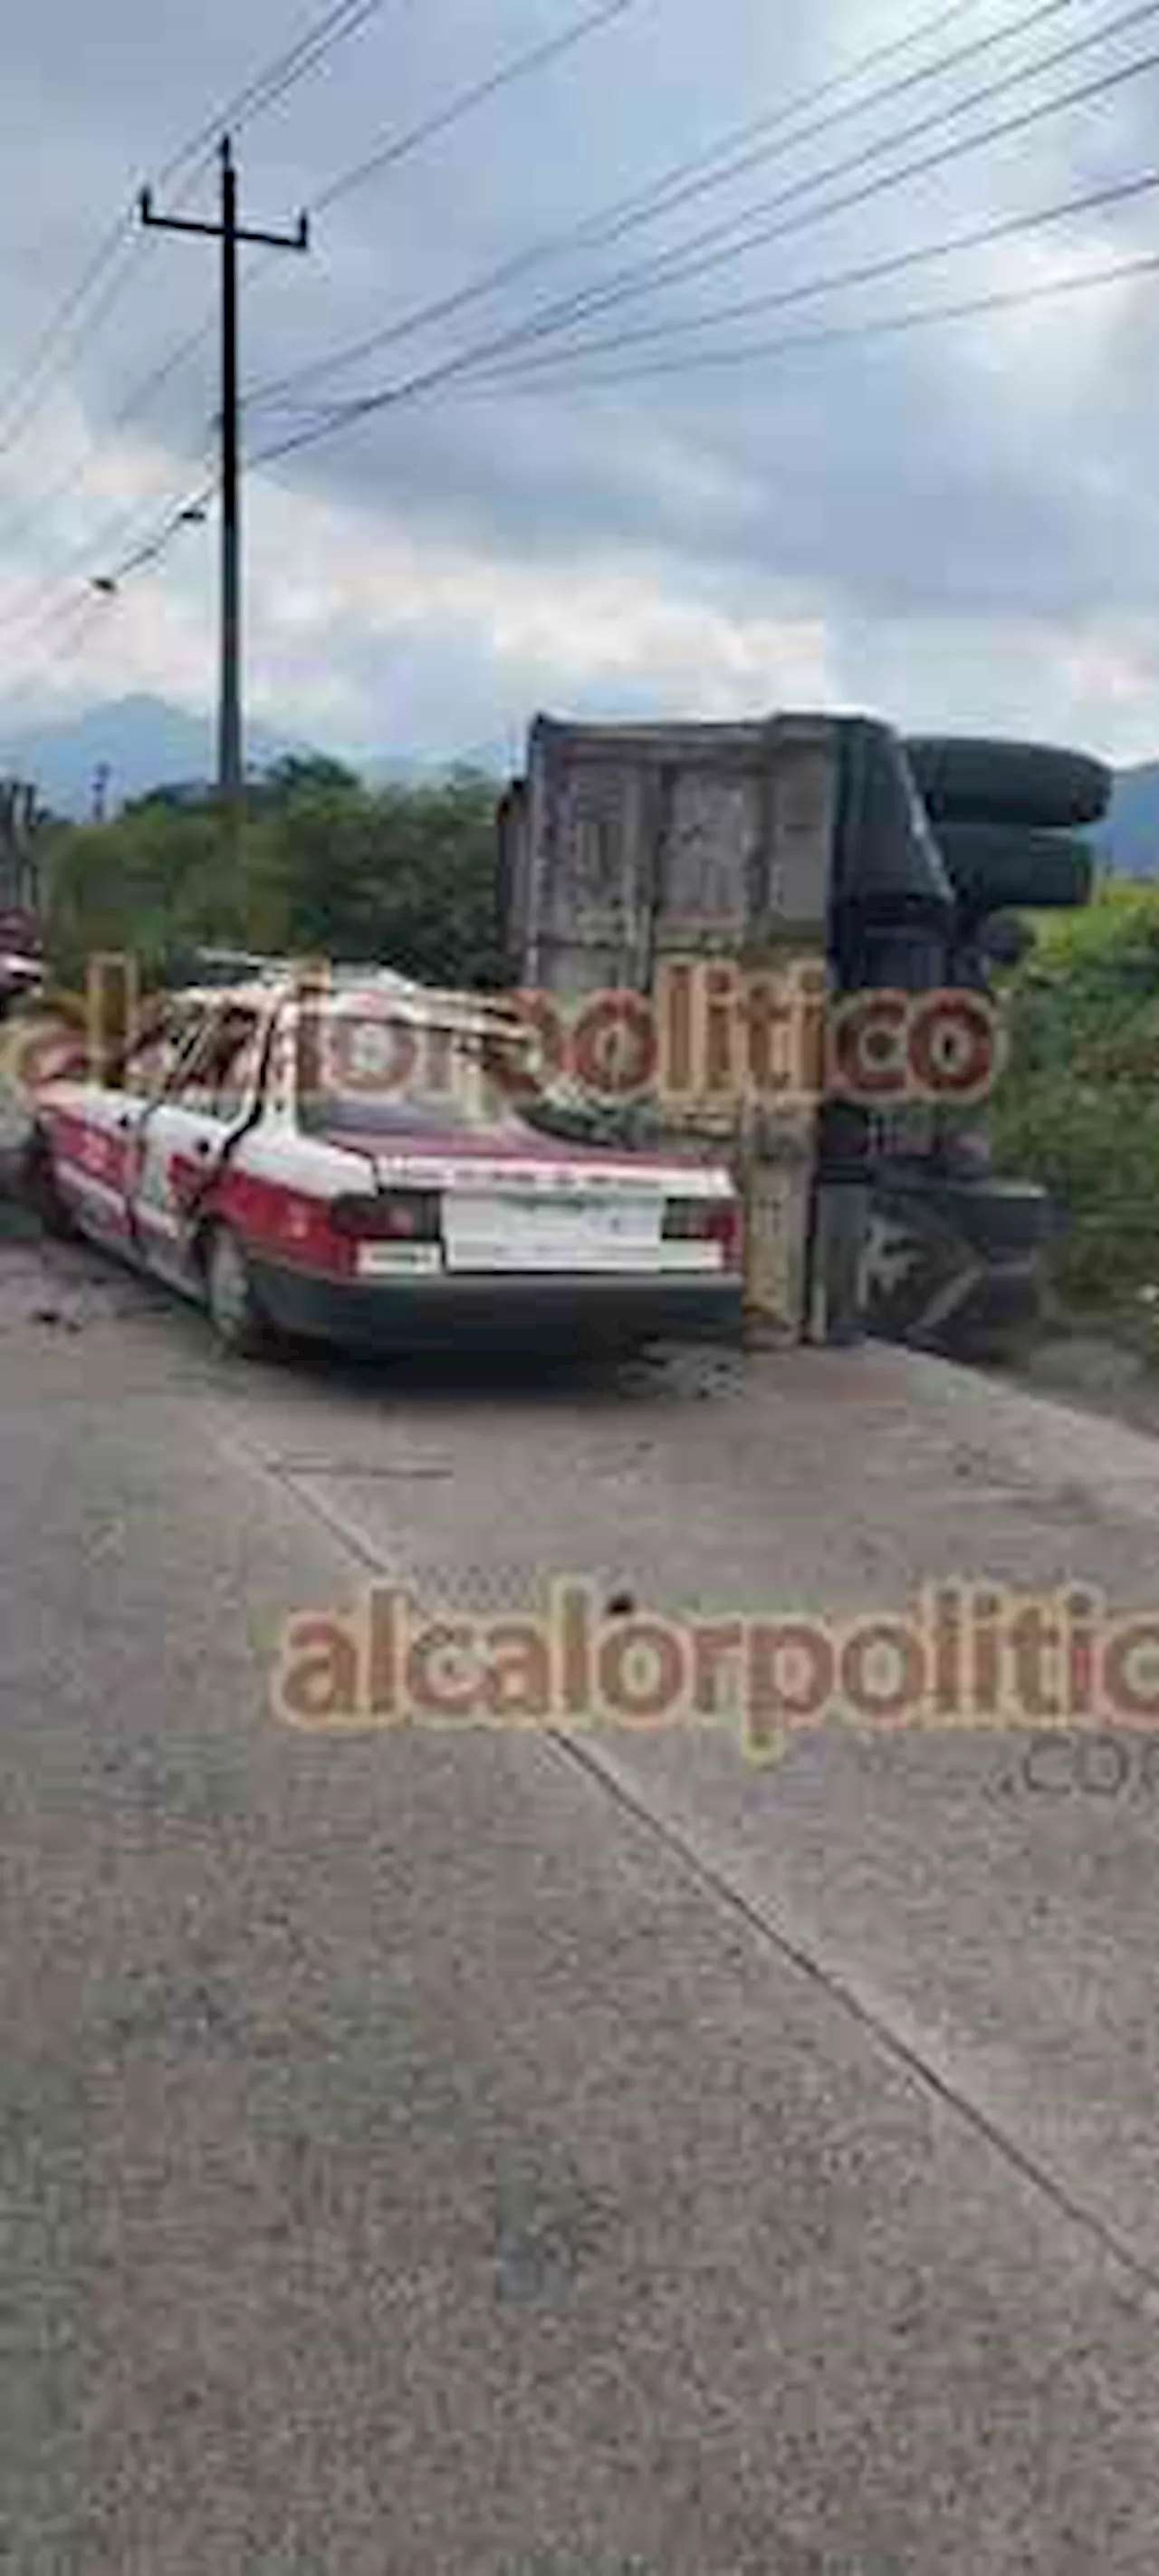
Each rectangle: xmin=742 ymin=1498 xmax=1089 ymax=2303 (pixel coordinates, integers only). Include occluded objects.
xmin=2 ymin=0 xmax=1159 ymax=771
xmin=241 ymin=474 xmax=838 ymax=746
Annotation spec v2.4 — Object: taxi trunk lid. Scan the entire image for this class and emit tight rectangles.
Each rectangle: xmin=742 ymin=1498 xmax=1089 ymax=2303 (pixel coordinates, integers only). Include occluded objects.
xmin=350 ymin=1136 xmax=732 ymax=1278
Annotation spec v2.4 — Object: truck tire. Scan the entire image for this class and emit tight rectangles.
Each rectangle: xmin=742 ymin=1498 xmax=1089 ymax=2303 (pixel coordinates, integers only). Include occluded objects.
xmin=863 ymin=1172 xmax=1051 ymax=1360
xmin=905 ymin=737 xmax=1112 ymax=831
xmin=935 ymin=823 xmax=1096 ymax=918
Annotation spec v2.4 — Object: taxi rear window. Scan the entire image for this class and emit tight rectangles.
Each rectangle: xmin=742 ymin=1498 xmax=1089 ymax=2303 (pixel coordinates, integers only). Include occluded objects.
xmin=294 ymin=1008 xmax=534 ymax=1138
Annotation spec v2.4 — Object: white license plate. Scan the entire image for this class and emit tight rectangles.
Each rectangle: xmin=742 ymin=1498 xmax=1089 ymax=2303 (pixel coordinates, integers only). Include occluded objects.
xmin=445 ymin=1192 xmax=660 ymax=1274
xmin=355 ymin=1243 xmax=443 ymax=1279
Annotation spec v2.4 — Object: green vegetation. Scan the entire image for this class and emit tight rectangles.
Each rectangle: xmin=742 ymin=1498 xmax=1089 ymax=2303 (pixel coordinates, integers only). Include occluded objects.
xmin=991 ymin=880 xmax=1159 ymax=1318
xmin=43 ymin=757 xmax=504 ymax=995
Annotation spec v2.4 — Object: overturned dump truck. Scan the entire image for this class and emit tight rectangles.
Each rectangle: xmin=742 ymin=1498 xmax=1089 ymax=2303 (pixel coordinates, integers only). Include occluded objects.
xmin=497 ymin=716 xmax=1110 ymax=1355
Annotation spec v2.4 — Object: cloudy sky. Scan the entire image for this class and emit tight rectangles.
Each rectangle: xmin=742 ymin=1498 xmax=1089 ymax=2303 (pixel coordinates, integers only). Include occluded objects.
xmin=3 ymin=0 xmax=1159 ymax=774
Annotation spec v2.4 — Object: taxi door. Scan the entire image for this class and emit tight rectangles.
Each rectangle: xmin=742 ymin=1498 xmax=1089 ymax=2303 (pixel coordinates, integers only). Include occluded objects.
xmin=42 ymin=999 xmax=201 ymax=1250
xmin=129 ymin=1003 xmax=270 ymax=1289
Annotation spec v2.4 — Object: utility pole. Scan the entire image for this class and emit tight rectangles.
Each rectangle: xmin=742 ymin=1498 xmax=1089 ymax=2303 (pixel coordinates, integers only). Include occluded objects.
xmin=0 ymin=781 xmax=43 ymax=916
xmin=139 ymin=139 xmax=309 ymax=891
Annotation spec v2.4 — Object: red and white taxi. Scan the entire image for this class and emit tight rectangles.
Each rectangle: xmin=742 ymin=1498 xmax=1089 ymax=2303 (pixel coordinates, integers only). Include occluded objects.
xmin=23 ymin=969 xmax=743 ymax=1358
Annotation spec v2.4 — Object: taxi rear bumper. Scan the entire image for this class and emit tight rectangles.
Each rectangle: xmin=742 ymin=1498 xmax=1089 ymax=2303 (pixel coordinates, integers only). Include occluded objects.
xmin=249 ymin=1256 xmax=743 ymax=1352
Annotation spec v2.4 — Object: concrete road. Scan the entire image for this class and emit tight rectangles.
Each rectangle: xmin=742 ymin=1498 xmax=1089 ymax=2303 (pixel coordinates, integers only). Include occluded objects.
xmin=6 ymin=1234 xmax=1159 ymax=2572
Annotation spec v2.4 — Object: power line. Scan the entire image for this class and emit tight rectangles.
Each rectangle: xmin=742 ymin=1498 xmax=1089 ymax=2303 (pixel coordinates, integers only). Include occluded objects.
xmin=80 ymin=232 xmax=1159 ymax=630
xmin=315 ymin=0 xmax=652 ymax=211
xmin=243 ymin=0 xmax=1008 ymax=408
xmin=474 ymin=239 xmax=1159 ymax=390
xmin=70 ymin=1 xmax=1157 ymax=537
xmin=241 ymin=16 xmax=1159 ymax=469
xmin=1 ymin=0 xmax=648 ymax=645
xmin=19 ymin=0 xmax=1155 ymax=655
xmin=104 ymin=0 xmax=646 ymax=466
xmin=564 ymin=0 xmax=1095 ymax=247
xmin=100 ymin=485 xmax=216 ymax=589
xmin=151 ymin=0 xmax=393 ymax=202
xmin=0 ymin=217 xmax=134 ymax=448
xmin=243 ymin=0 xmax=1103 ymax=412
xmin=0 ymin=312 xmax=223 ymax=632
xmin=467 ymin=162 xmax=1159 ymax=375
xmin=0 ymin=0 xmax=395 ymax=491
xmin=25 ymin=0 xmax=1024 ymax=609
xmin=0 ymin=0 xmax=397 ymax=682
xmin=50 ymin=207 xmax=1159 ymax=631
xmin=522 ymin=0 xmax=1002 ymax=254
xmin=0 ymin=313 xmax=217 ymax=587
xmin=103 ymin=311 xmax=221 ymax=433
xmin=0 ymin=470 xmax=215 ymax=661
xmin=417 ymin=0 xmax=1159 ymax=378
xmin=0 ymin=236 xmax=143 ymax=473
xmin=242 ymin=0 xmax=659 ymax=412
xmin=0 ymin=0 xmax=627 ymax=657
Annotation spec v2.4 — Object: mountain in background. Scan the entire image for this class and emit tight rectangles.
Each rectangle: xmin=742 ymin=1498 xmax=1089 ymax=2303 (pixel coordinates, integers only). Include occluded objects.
xmin=5 ymin=695 xmax=1159 ymax=870
xmin=1097 ymin=763 xmax=1159 ymax=879
xmin=0 ymin=694 xmax=486 ymax=815
xmin=0 ymin=696 xmax=311 ymax=818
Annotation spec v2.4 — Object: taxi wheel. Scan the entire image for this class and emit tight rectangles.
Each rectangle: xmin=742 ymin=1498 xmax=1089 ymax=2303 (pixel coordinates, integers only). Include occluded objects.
xmin=204 ymin=1224 xmax=273 ymax=1359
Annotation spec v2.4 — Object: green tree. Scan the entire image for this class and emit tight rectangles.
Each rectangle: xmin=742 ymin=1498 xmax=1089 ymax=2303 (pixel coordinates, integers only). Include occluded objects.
xmin=991 ymin=882 xmax=1159 ymax=1312
xmin=43 ymin=761 xmax=504 ymax=995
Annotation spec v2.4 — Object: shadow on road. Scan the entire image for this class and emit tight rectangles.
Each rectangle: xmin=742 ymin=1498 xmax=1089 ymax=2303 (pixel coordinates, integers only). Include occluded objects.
xmin=257 ymin=1331 xmax=745 ymax=1415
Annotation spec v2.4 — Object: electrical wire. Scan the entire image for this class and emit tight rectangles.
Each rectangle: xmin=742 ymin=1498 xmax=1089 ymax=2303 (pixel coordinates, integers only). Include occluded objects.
xmin=244 ymin=0 xmax=1011 ymax=407
xmin=314 ymin=0 xmax=650 ymax=211
xmin=2 ymin=0 xmax=649 ymax=641
xmin=48 ymin=212 xmax=1159 ymax=628
xmin=22 ymin=0 xmax=1157 ymax=649
xmin=0 ymin=457 xmax=216 ymax=658
xmin=0 ymin=236 xmax=144 ymax=472
xmin=0 ymin=310 xmax=218 ymax=587
xmin=151 ymin=0 xmax=394 ymax=203
xmin=0 ymin=10 xmax=398 ymax=671
xmin=469 ymin=239 xmax=1159 ymax=392
xmin=0 ymin=0 xmax=398 ymax=492
xmin=243 ymin=0 xmax=1105 ymax=411
xmin=123 ymin=0 xmax=648 ymax=461
xmin=38 ymin=0 xmax=1157 ymax=570
xmin=241 ymin=17 xmax=1159 ymax=469
xmin=101 ymin=484 xmax=217 ymax=588
xmin=17 ymin=0 xmax=995 ymax=591
xmin=549 ymin=0 xmax=1094 ymax=254
xmin=398 ymin=0 xmax=1159 ymax=382
xmin=43 ymin=223 xmax=1159 ymax=664
xmin=0 ymin=333 xmax=221 ymax=634
xmin=465 ymin=162 xmax=1159 ymax=375
xmin=0 ymin=217 xmax=135 ymax=446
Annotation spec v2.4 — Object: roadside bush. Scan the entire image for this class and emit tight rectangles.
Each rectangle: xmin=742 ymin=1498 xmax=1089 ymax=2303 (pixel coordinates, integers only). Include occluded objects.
xmin=991 ymin=883 xmax=1159 ymax=1314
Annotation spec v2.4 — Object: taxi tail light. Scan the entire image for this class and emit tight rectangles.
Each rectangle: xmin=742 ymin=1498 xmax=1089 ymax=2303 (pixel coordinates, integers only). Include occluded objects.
xmin=663 ymin=1196 xmax=742 ymax=1268
xmin=330 ymin=1189 xmax=442 ymax=1243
